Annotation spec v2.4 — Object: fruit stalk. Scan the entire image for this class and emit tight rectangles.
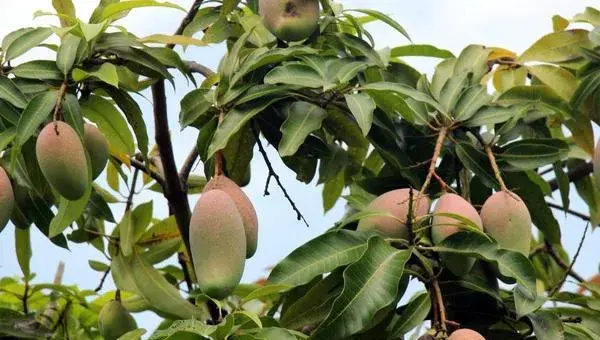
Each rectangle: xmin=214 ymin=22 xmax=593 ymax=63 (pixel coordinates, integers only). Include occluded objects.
xmin=420 ymin=127 xmax=447 ymax=195
xmin=484 ymin=144 xmax=507 ymax=191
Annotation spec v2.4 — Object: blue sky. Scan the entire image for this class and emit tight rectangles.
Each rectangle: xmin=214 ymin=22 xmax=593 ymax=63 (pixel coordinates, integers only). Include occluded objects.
xmin=0 ymin=0 xmax=598 ymax=333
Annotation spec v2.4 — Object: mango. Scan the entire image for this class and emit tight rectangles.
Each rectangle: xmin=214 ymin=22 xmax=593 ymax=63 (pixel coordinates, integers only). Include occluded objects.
xmin=0 ymin=166 xmax=14 ymax=231
xmin=448 ymin=328 xmax=486 ymax=340
xmin=480 ymin=191 xmax=531 ymax=256
xmin=357 ymin=188 xmax=430 ymax=239
xmin=98 ymin=300 xmax=137 ymax=340
xmin=204 ymin=175 xmax=258 ymax=258
xmin=259 ymin=0 xmax=320 ymax=42
xmin=431 ymin=193 xmax=482 ymax=276
xmin=36 ymin=122 xmax=88 ymax=200
xmin=83 ymin=123 xmax=109 ymax=180
xmin=190 ymin=189 xmax=246 ymax=299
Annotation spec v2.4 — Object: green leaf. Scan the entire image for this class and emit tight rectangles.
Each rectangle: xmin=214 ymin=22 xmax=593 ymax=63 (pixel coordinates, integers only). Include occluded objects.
xmin=453 ymin=44 xmax=491 ymax=83
xmin=72 ymin=63 xmax=119 ymax=88
xmin=279 ymin=101 xmax=328 ymax=157
xmin=553 ymin=163 xmax=570 ymax=211
xmin=119 ymin=211 xmax=134 ymax=257
xmin=389 ymin=291 xmax=431 ymax=338
xmin=390 ymin=44 xmax=454 ymax=58
xmin=105 ymin=87 xmax=149 ymax=156
xmin=493 ymin=65 xmax=527 ymax=92
xmin=527 ymin=310 xmax=564 ymax=340
xmin=241 ymin=284 xmax=292 ymax=303
xmin=519 ymin=29 xmax=590 ymax=63
xmin=62 ymin=93 xmax=84 ymax=138
xmin=223 ymin=125 xmax=255 ymax=186
xmin=207 ymin=97 xmax=280 ymax=158
xmin=15 ymin=227 xmax=31 ymax=277
xmin=453 ymin=85 xmax=491 ymax=122
xmin=15 ymin=90 xmax=57 ymax=147
xmin=49 ymin=176 xmax=92 ymax=237
xmin=499 ymin=138 xmax=569 ymax=170
xmin=527 ymin=64 xmax=576 ymax=101
xmin=573 ymin=7 xmax=600 ymax=26
xmin=361 ymin=81 xmax=443 ymax=112
xmin=335 ymin=60 xmax=368 ymax=83
xmin=81 ymin=95 xmax=135 ymax=155
xmin=319 ymin=144 xmax=347 ymax=183
xmin=498 ymin=85 xmax=570 ymax=116
xmin=345 ymin=9 xmax=410 ymax=41
xmin=117 ymin=329 xmax=147 ymax=340
xmin=52 ymin=0 xmax=76 ymax=27
xmin=114 ymin=252 xmax=208 ymax=319
xmin=264 ymin=64 xmax=324 ymax=88
xmin=313 ymin=237 xmax=410 ymax=339
xmin=337 ymin=33 xmax=385 ymax=68
xmin=552 ymin=15 xmax=569 ymax=32
xmin=430 ymin=232 xmax=537 ymax=297
xmin=141 ymin=34 xmax=206 ymax=47
xmin=571 ymin=70 xmax=600 ymax=109
xmin=11 ymin=60 xmax=63 ymax=80
xmin=4 ymin=27 xmax=52 ymax=61
xmin=514 ymin=285 xmax=545 ymax=319
xmin=503 ymin=171 xmax=561 ymax=244
xmin=464 ymin=104 xmax=529 ymax=128
xmin=345 ymin=92 xmax=375 ymax=136
xmin=268 ymin=230 xmax=369 ymax=286
xmin=88 ymin=260 xmax=110 ymax=272
xmin=455 ymin=142 xmax=499 ymax=190
xmin=148 ymin=320 xmax=216 ymax=340
xmin=56 ymin=34 xmax=81 ymax=75
xmin=180 ymin=88 xmax=212 ymax=128
xmin=0 ymin=128 xmax=16 ymax=151
xmin=431 ymin=58 xmax=456 ymax=99
xmin=132 ymin=201 xmax=153 ymax=240
xmin=323 ymin=169 xmax=345 ymax=213
xmin=231 ymin=46 xmax=316 ymax=85
xmin=98 ymin=1 xmax=184 ymax=22
xmin=439 ymin=71 xmax=470 ymax=114
xmin=0 ymin=76 xmax=28 ymax=108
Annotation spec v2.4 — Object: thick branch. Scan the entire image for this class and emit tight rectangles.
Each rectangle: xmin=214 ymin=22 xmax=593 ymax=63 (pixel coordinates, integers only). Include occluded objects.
xmin=184 ymin=60 xmax=216 ymax=78
xmin=179 ymin=147 xmax=199 ymax=189
xmin=129 ymin=157 xmax=165 ymax=187
xmin=548 ymin=162 xmax=593 ymax=191
xmin=152 ymin=80 xmax=192 ymax=256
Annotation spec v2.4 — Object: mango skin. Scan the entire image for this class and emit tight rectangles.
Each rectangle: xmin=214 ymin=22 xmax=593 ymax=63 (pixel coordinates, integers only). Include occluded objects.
xmin=481 ymin=191 xmax=531 ymax=256
xmin=98 ymin=300 xmax=137 ymax=340
xmin=431 ymin=193 xmax=483 ymax=277
xmin=357 ymin=188 xmax=430 ymax=239
xmin=83 ymin=123 xmax=109 ymax=180
xmin=190 ymin=189 xmax=246 ymax=299
xmin=259 ymin=0 xmax=320 ymax=42
xmin=0 ymin=166 xmax=15 ymax=231
xmin=204 ymin=175 xmax=259 ymax=258
xmin=36 ymin=122 xmax=89 ymax=200
xmin=594 ymin=138 xmax=600 ymax=188
xmin=448 ymin=328 xmax=486 ymax=340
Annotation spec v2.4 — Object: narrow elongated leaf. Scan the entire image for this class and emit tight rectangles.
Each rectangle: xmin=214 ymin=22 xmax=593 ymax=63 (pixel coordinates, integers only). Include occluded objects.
xmin=439 ymin=71 xmax=470 ymax=113
xmin=499 ymin=138 xmax=569 ymax=170
xmin=4 ymin=27 xmax=52 ymax=61
xmin=72 ymin=63 xmax=119 ymax=87
xmin=231 ymin=46 xmax=316 ymax=85
xmin=389 ymin=292 xmax=431 ymax=337
xmin=571 ymin=71 xmax=600 ymax=109
xmin=148 ymin=320 xmax=216 ymax=340
xmin=62 ymin=93 xmax=84 ymax=138
xmin=49 ymin=169 xmax=92 ymax=237
xmin=0 ymin=76 xmax=28 ymax=109
xmin=453 ymin=85 xmax=491 ymax=122
xmin=527 ymin=64 xmax=576 ymax=101
xmin=519 ymin=29 xmax=590 ymax=63
xmin=464 ymin=104 xmax=529 ymax=128
xmin=345 ymin=9 xmax=410 ymax=41
xmin=337 ymin=33 xmax=385 ymax=67
xmin=313 ymin=237 xmax=410 ymax=339
xmin=140 ymin=34 xmax=206 ymax=47
xmin=391 ymin=44 xmax=454 ymax=58
xmin=52 ymin=0 xmax=76 ymax=27
xmin=279 ymin=101 xmax=328 ymax=157
xmin=493 ymin=65 xmax=527 ymax=92
xmin=264 ymin=64 xmax=324 ymax=88
xmin=119 ymin=211 xmax=134 ymax=257
xmin=56 ymin=34 xmax=80 ymax=75
xmin=0 ymin=128 xmax=16 ymax=151
xmin=15 ymin=227 xmax=31 ymax=277
xmin=98 ymin=1 xmax=184 ymax=22
xmin=268 ymin=230 xmax=369 ymax=286
xmin=455 ymin=142 xmax=499 ymax=189
xmin=11 ymin=60 xmax=63 ymax=80
xmin=179 ymin=88 xmax=212 ymax=128
xmin=345 ymin=93 xmax=375 ymax=136
xmin=105 ymin=88 xmax=149 ymax=156
xmin=81 ymin=95 xmax=135 ymax=155
xmin=527 ymin=310 xmax=564 ymax=340
xmin=15 ymin=90 xmax=57 ymax=146
xmin=207 ymin=97 xmax=281 ymax=158
xmin=453 ymin=44 xmax=490 ymax=83
xmin=361 ymin=81 xmax=442 ymax=112
xmin=117 ymin=329 xmax=147 ymax=340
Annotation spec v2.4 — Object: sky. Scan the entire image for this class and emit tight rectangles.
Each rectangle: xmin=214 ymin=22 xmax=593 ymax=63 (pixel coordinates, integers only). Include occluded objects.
xmin=0 ymin=0 xmax=598 ymax=335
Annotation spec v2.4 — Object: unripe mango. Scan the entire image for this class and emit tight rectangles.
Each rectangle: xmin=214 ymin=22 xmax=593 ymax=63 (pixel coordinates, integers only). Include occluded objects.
xmin=431 ymin=193 xmax=482 ymax=276
xmin=98 ymin=300 xmax=137 ymax=340
xmin=204 ymin=175 xmax=259 ymax=258
xmin=259 ymin=0 xmax=320 ymax=42
xmin=83 ymin=123 xmax=109 ymax=180
xmin=448 ymin=329 xmax=486 ymax=340
xmin=0 ymin=166 xmax=15 ymax=231
xmin=480 ymin=191 xmax=531 ymax=256
xmin=36 ymin=122 xmax=88 ymax=200
xmin=357 ymin=188 xmax=430 ymax=239
xmin=594 ymin=138 xmax=600 ymax=188
xmin=190 ymin=189 xmax=246 ymax=299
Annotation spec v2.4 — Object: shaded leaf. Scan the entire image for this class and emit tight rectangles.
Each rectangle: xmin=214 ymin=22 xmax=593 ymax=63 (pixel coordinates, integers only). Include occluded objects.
xmin=279 ymin=101 xmax=328 ymax=157
xmin=15 ymin=90 xmax=57 ymax=147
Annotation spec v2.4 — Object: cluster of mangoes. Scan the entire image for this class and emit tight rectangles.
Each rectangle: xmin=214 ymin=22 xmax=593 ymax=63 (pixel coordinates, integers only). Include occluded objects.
xmin=0 ymin=121 xmax=108 ymax=231
xmin=358 ymin=187 xmax=532 ymax=275
xmin=190 ymin=175 xmax=259 ymax=299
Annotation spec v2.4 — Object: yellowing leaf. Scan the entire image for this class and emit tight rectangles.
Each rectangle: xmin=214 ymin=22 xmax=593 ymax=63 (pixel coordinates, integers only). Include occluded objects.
xmin=488 ymin=47 xmax=517 ymax=61
xmin=141 ymin=34 xmax=206 ymax=47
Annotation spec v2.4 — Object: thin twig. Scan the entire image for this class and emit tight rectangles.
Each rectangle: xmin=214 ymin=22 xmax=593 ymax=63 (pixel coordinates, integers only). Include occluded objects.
xmin=125 ymin=168 xmax=140 ymax=211
xmin=545 ymin=243 xmax=585 ymax=284
xmin=432 ymin=279 xmax=447 ymax=333
xmin=548 ymin=162 xmax=593 ymax=192
xmin=178 ymin=252 xmax=193 ymax=293
xmin=52 ymin=81 xmax=68 ymax=125
xmin=420 ymin=127 xmax=447 ymax=195
xmin=550 ymin=222 xmax=589 ymax=296
xmin=167 ymin=0 xmax=205 ymax=49
xmin=22 ymin=282 xmax=29 ymax=314
xmin=179 ymin=147 xmax=199 ymax=190
xmin=484 ymin=145 xmax=507 ymax=191
xmin=129 ymin=157 xmax=165 ymax=188
xmin=546 ymin=201 xmax=591 ymax=222
xmin=94 ymin=268 xmax=111 ymax=293
xmin=251 ymin=122 xmax=309 ymax=227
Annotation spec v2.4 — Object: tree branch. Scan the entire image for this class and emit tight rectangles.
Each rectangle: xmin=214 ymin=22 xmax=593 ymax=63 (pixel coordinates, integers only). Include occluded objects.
xmin=129 ymin=157 xmax=165 ymax=188
xmin=548 ymin=162 xmax=593 ymax=192
xmin=94 ymin=268 xmax=111 ymax=293
xmin=545 ymin=242 xmax=585 ymax=284
xmin=168 ymin=0 xmax=204 ymax=48
xmin=179 ymin=147 xmax=199 ymax=189
xmin=549 ymin=222 xmax=589 ymax=296
xmin=184 ymin=60 xmax=216 ymax=78
xmin=546 ymin=201 xmax=591 ymax=222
